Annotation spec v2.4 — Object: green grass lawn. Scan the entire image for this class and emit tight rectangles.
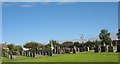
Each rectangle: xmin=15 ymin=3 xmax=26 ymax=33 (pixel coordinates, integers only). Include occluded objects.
xmin=2 ymin=52 xmax=119 ymax=62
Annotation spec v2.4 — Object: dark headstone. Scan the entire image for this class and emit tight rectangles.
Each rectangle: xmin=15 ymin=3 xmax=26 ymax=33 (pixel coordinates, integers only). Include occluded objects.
xmin=8 ymin=53 xmax=12 ymax=59
xmin=19 ymin=51 xmax=22 ymax=55
xmin=101 ymin=46 xmax=106 ymax=52
xmin=43 ymin=51 xmax=46 ymax=56
xmin=46 ymin=51 xmax=49 ymax=56
xmin=30 ymin=51 xmax=32 ymax=57
xmin=33 ymin=52 xmax=35 ymax=57
xmin=73 ymin=49 xmax=76 ymax=54
xmin=53 ymin=49 xmax=55 ymax=54
xmin=94 ymin=46 xmax=99 ymax=53
xmin=80 ymin=47 xmax=83 ymax=52
xmin=65 ymin=49 xmax=70 ymax=53
xmin=76 ymin=47 xmax=79 ymax=52
xmin=85 ymin=47 xmax=89 ymax=51
xmin=49 ymin=50 xmax=52 ymax=56
xmin=79 ymin=47 xmax=83 ymax=52
xmin=108 ymin=46 xmax=113 ymax=52
xmin=117 ymin=40 xmax=120 ymax=52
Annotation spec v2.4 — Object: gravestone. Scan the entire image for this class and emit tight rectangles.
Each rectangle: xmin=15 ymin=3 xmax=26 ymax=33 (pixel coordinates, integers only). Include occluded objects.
xmin=53 ymin=49 xmax=55 ymax=54
xmin=79 ymin=47 xmax=83 ymax=52
xmin=28 ymin=51 xmax=31 ymax=57
xmin=85 ymin=47 xmax=90 ymax=51
xmin=108 ymin=46 xmax=113 ymax=52
xmin=26 ymin=51 xmax=28 ymax=57
xmin=33 ymin=51 xmax=35 ymax=57
xmin=57 ymin=47 xmax=60 ymax=54
xmin=70 ymin=48 xmax=73 ymax=53
xmin=101 ymin=46 xmax=106 ymax=52
xmin=94 ymin=46 xmax=99 ymax=53
xmin=113 ymin=46 xmax=117 ymax=52
xmin=19 ymin=51 xmax=22 ymax=55
xmin=49 ymin=50 xmax=52 ymax=56
xmin=41 ymin=50 xmax=43 ymax=55
xmin=76 ymin=47 xmax=79 ymax=52
xmin=61 ymin=48 xmax=65 ymax=54
xmin=117 ymin=41 xmax=120 ymax=52
xmin=8 ymin=53 xmax=12 ymax=59
xmin=65 ymin=48 xmax=70 ymax=53
xmin=30 ymin=51 xmax=32 ymax=57
xmin=73 ymin=46 xmax=76 ymax=54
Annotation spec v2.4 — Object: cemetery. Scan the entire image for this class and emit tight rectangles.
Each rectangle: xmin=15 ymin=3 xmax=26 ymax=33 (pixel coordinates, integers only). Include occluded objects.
xmin=1 ymin=29 xmax=120 ymax=62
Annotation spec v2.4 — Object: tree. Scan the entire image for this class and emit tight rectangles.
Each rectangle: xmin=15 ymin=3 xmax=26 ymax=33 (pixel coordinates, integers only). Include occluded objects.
xmin=7 ymin=44 xmax=14 ymax=52
xmin=24 ymin=42 xmax=43 ymax=50
xmin=73 ymin=42 xmax=80 ymax=47
xmin=13 ymin=46 xmax=23 ymax=51
xmin=117 ymin=29 xmax=120 ymax=40
xmin=62 ymin=41 xmax=74 ymax=48
xmin=7 ymin=44 xmax=15 ymax=59
xmin=24 ymin=42 xmax=43 ymax=57
xmin=50 ymin=40 xmax=61 ymax=47
xmin=99 ymin=29 xmax=111 ymax=45
xmin=116 ymin=29 xmax=120 ymax=52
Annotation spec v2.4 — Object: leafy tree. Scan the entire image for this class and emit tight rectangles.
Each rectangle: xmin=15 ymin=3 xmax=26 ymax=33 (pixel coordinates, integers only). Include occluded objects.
xmin=99 ymin=29 xmax=111 ymax=45
xmin=24 ymin=42 xmax=43 ymax=50
xmin=50 ymin=40 xmax=61 ymax=47
xmin=13 ymin=46 xmax=23 ymax=51
xmin=62 ymin=41 xmax=74 ymax=48
xmin=112 ymin=40 xmax=117 ymax=46
xmin=7 ymin=44 xmax=14 ymax=51
xmin=24 ymin=42 xmax=43 ymax=57
xmin=73 ymin=42 xmax=80 ymax=47
xmin=43 ymin=44 xmax=51 ymax=51
xmin=117 ymin=29 xmax=120 ymax=40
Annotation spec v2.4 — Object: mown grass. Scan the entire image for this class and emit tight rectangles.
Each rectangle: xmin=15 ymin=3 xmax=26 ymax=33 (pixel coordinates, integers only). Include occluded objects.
xmin=2 ymin=52 xmax=119 ymax=62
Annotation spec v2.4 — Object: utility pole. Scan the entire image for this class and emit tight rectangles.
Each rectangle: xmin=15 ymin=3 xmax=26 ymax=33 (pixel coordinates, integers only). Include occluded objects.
xmin=81 ymin=34 xmax=84 ymax=43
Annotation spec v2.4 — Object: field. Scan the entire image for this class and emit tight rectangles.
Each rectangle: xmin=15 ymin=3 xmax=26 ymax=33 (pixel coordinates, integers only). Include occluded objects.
xmin=2 ymin=52 xmax=119 ymax=62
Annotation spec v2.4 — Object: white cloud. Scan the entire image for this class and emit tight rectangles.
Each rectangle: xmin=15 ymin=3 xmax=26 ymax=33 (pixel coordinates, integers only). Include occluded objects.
xmin=19 ymin=4 xmax=33 ymax=7
xmin=2 ymin=0 xmax=120 ymax=2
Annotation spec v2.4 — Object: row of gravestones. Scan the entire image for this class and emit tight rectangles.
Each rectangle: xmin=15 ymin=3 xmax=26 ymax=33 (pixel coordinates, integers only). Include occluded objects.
xmin=61 ymin=46 xmax=90 ymax=54
xmin=21 ymin=50 xmax=53 ymax=57
xmin=20 ymin=46 xmax=90 ymax=57
xmin=2 ymin=52 xmax=12 ymax=59
xmin=94 ymin=45 xmax=120 ymax=53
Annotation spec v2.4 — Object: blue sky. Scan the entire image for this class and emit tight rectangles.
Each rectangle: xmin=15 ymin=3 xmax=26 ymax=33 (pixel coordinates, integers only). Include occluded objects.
xmin=2 ymin=0 xmax=120 ymax=2
xmin=2 ymin=2 xmax=118 ymax=45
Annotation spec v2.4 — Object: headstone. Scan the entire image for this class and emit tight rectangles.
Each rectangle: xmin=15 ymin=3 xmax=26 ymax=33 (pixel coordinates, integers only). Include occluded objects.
xmin=79 ymin=47 xmax=83 ymax=52
xmin=72 ymin=49 xmax=75 ymax=54
xmin=76 ymin=47 xmax=79 ymax=52
xmin=9 ymin=53 xmax=12 ymax=59
xmin=53 ymin=49 xmax=55 ymax=54
xmin=94 ymin=46 xmax=99 ymax=53
xmin=49 ymin=50 xmax=52 ymax=56
xmin=85 ymin=47 xmax=90 ymax=51
xmin=108 ymin=46 xmax=113 ymax=52
xmin=57 ymin=47 xmax=60 ymax=54
xmin=113 ymin=46 xmax=117 ymax=52
xmin=101 ymin=46 xmax=106 ymax=52
xmin=61 ymin=48 xmax=65 ymax=54
xmin=73 ymin=46 xmax=76 ymax=54
xmin=33 ymin=51 xmax=35 ymax=57
xmin=26 ymin=51 xmax=28 ymax=57
xmin=117 ymin=41 xmax=120 ymax=52
xmin=65 ymin=48 xmax=70 ymax=53
xmin=70 ymin=48 xmax=72 ymax=52
xmin=30 ymin=51 xmax=32 ymax=57
xmin=43 ymin=51 xmax=46 ymax=56
xmin=28 ymin=51 xmax=31 ymax=57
